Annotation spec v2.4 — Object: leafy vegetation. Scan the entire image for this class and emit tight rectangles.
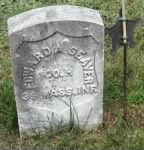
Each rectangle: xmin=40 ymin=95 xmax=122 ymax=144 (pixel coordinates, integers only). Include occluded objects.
xmin=0 ymin=0 xmax=144 ymax=149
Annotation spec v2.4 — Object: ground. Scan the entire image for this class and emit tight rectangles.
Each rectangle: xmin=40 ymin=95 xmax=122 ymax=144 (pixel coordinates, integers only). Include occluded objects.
xmin=0 ymin=0 xmax=144 ymax=149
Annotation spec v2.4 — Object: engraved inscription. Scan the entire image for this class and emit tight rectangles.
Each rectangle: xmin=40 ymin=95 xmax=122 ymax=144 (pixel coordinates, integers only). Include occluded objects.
xmin=23 ymin=67 xmax=34 ymax=89
xmin=22 ymin=84 xmax=97 ymax=101
xmin=42 ymin=68 xmax=72 ymax=79
xmin=68 ymin=47 xmax=94 ymax=84
xmin=20 ymin=34 xmax=98 ymax=103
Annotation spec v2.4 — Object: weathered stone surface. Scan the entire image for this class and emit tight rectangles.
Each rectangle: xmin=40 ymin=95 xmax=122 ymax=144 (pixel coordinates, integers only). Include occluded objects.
xmin=8 ymin=5 xmax=104 ymax=137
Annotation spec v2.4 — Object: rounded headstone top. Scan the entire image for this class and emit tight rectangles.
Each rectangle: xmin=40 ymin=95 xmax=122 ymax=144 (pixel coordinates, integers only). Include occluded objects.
xmin=8 ymin=5 xmax=104 ymax=34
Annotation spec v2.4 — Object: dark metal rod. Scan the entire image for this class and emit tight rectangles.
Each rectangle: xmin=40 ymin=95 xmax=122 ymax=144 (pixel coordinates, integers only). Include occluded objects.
xmin=121 ymin=0 xmax=128 ymax=121
xmin=123 ymin=43 xmax=128 ymax=121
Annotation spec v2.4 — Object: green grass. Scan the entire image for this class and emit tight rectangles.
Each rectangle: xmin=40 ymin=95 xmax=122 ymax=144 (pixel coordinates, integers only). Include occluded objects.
xmin=1 ymin=105 xmax=144 ymax=149
xmin=0 ymin=0 xmax=144 ymax=149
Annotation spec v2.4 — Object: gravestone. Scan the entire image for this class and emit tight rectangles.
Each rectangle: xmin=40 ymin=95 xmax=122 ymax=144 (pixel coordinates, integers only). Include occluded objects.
xmin=8 ymin=5 xmax=104 ymax=137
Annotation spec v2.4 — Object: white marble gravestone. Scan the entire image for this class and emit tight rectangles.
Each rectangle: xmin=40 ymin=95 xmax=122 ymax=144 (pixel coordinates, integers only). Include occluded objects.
xmin=8 ymin=5 xmax=104 ymax=137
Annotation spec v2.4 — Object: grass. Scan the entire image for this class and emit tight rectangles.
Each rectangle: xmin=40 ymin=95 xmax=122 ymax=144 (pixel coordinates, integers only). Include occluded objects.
xmin=0 ymin=0 xmax=144 ymax=149
xmin=0 ymin=105 xmax=144 ymax=149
